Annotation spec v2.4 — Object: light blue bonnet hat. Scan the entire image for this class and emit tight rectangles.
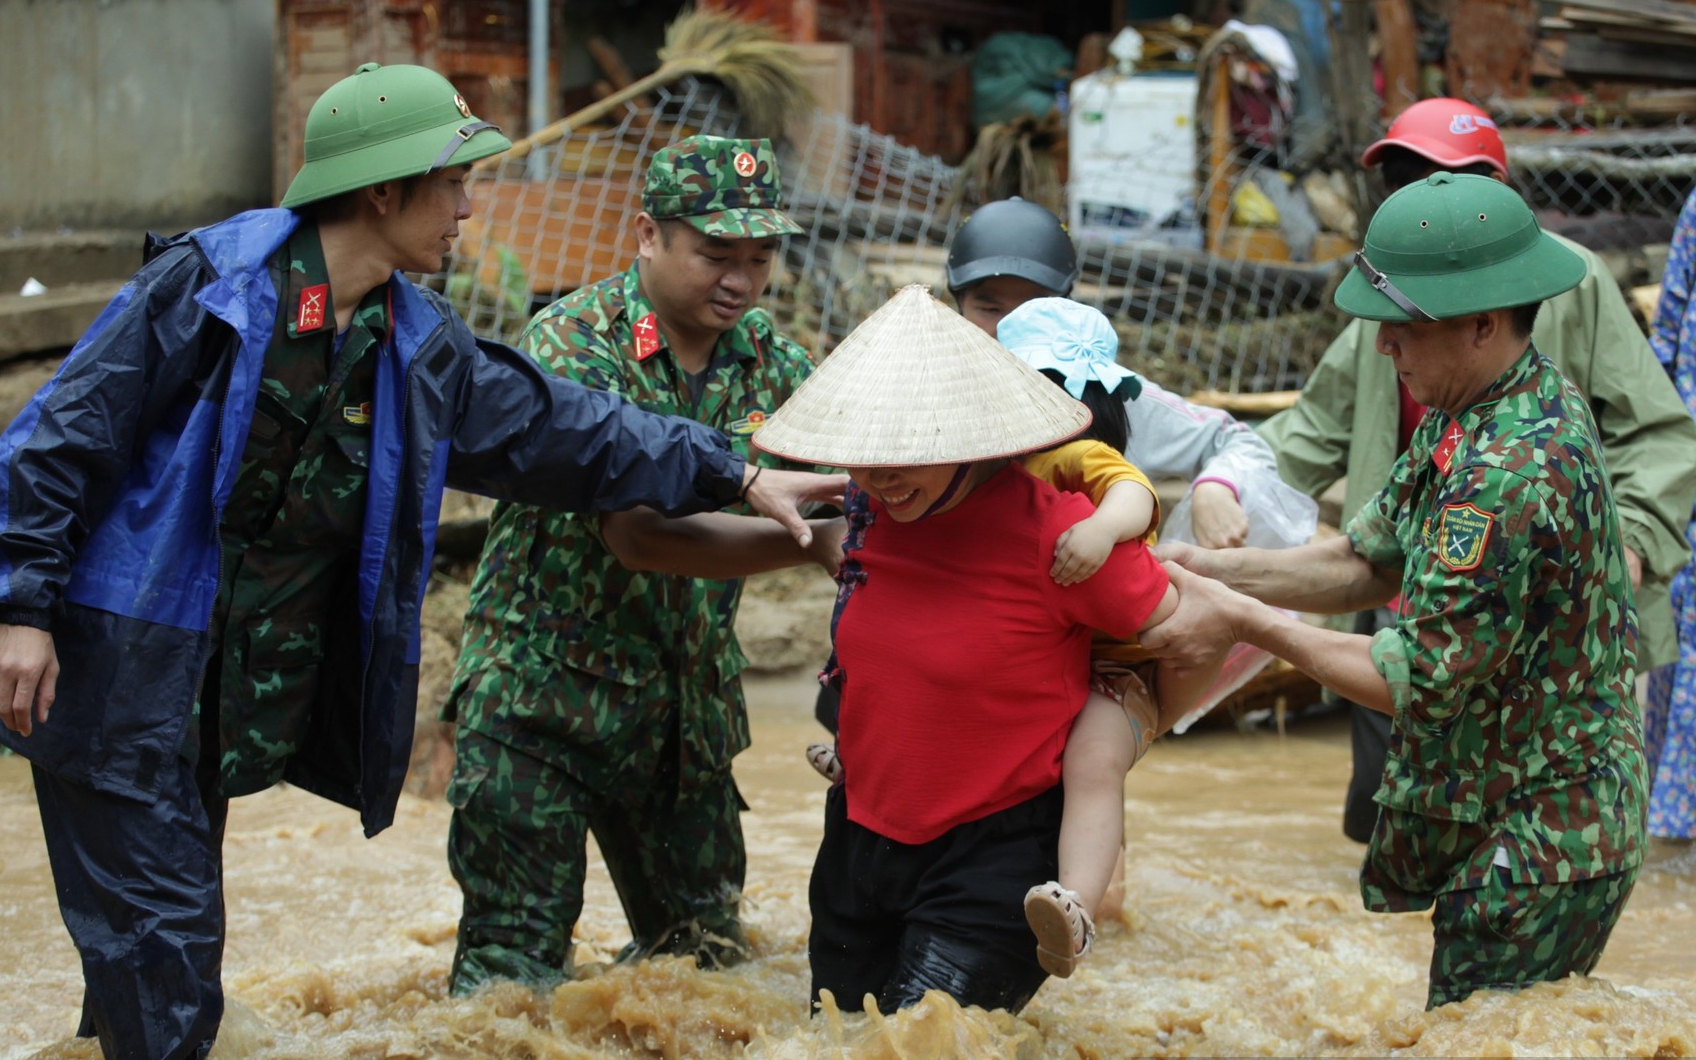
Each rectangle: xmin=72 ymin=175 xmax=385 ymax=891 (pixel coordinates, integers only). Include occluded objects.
xmin=995 ymin=297 xmax=1140 ymax=401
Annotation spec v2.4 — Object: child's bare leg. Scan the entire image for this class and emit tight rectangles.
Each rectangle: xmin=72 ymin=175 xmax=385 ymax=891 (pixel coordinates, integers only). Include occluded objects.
xmin=1028 ymin=689 xmax=1146 ymax=977
xmin=1058 ymin=691 xmax=1140 ymax=915
xmin=1151 ymin=648 xmax=1231 ymax=736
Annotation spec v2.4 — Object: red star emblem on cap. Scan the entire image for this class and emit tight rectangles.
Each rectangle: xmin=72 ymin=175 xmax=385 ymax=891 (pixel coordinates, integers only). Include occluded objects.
xmin=453 ymin=93 xmax=471 ymax=118
xmin=733 ymin=151 xmax=757 ymax=177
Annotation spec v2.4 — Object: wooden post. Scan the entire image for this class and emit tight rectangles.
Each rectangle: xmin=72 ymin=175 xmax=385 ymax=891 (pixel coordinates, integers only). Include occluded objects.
xmin=1328 ymin=0 xmax=1379 ymax=226
xmin=1205 ymin=68 xmax=1233 ymax=256
xmin=869 ymin=0 xmax=886 ymax=136
xmin=1446 ymin=0 xmax=1535 ymax=101
xmin=1372 ymin=0 xmax=1419 ymax=118
xmin=792 ymin=0 xmax=817 ymax=42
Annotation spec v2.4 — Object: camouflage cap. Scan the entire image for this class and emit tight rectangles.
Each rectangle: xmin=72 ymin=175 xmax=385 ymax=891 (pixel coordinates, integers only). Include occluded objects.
xmin=642 ymin=135 xmax=803 ymax=239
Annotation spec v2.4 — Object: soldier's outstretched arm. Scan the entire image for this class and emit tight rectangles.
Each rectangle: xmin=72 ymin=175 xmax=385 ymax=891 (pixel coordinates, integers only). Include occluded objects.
xmin=600 ymin=507 xmax=846 ymax=578
xmin=1156 ymin=533 xmax=1400 ymax=615
xmin=1140 ymin=563 xmax=1393 ymax=713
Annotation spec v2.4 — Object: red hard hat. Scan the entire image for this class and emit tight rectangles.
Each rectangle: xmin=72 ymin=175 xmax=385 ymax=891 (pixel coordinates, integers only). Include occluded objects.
xmin=1361 ymin=98 xmax=1509 ymax=179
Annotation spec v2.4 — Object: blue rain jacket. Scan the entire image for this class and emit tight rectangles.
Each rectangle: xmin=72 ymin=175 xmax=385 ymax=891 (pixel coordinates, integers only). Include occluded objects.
xmin=0 ymin=209 xmax=746 ymax=835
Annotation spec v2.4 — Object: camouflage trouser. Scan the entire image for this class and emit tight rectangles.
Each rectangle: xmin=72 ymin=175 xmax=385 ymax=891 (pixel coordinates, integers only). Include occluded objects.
xmin=1426 ymin=866 xmax=1638 ymax=1008
xmin=446 ymin=727 xmax=749 ymax=995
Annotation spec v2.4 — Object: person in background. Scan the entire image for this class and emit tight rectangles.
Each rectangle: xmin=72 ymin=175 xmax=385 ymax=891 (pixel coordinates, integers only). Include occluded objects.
xmin=1149 ymin=173 xmax=1646 ymax=1010
xmin=946 ymin=196 xmax=1279 ymax=550
xmin=1643 ymin=186 xmax=1696 ymax=851
xmin=1259 ymin=97 xmax=1696 ymax=843
xmin=0 ymin=66 xmax=837 ymax=1060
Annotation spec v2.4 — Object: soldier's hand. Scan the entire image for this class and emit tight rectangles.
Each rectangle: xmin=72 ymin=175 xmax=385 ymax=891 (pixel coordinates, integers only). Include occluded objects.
xmin=1625 ymin=546 xmax=1643 ymax=591
xmin=1153 ymin=539 xmax=1223 ymax=579
xmin=0 ymin=624 xmax=59 ymax=737
xmin=742 ymin=467 xmax=849 ymax=549
xmin=1140 ymin=561 xmax=1255 ymax=669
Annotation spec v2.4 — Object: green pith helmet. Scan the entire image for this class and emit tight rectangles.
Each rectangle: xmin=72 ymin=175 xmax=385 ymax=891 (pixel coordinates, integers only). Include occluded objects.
xmin=1334 ymin=171 xmax=1584 ymax=322
xmin=281 ymin=63 xmax=512 ymax=209
xmin=641 ymin=135 xmax=803 ymax=239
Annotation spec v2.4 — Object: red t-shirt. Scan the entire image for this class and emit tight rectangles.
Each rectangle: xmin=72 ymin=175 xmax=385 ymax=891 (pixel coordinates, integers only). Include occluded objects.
xmin=833 ymin=463 xmax=1171 ymax=845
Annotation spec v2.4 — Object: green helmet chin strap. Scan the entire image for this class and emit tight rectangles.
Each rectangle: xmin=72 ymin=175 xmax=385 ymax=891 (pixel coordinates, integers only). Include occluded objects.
xmin=428 ymin=121 xmax=502 ymax=172
xmin=1350 ymin=249 xmax=1436 ymax=322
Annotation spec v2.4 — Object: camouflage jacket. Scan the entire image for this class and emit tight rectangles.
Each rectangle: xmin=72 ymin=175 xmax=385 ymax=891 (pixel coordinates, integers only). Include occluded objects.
xmin=197 ymin=223 xmax=383 ymax=798
xmin=1346 ymin=345 xmax=1647 ymax=910
xmin=449 ymin=263 xmax=813 ymax=780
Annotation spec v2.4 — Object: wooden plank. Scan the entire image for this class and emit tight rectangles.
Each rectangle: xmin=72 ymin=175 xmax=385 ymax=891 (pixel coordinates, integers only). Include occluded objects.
xmin=1186 ymin=388 xmax=1302 ymax=416
xmin=1562 ymin=7 xmax=1696 ymax=39
xmin=1558 ymin=0 xmax=1696 ymax=27
xmin=1564 ymin=33 xmax=1696 ymax=81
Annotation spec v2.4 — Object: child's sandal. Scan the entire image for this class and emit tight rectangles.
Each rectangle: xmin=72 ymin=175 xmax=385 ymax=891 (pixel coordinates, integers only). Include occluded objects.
xmin=805 ymin=742 xmax=843 ymax=783
xmin=1023 ymin=881 xmax=1095 ymax=978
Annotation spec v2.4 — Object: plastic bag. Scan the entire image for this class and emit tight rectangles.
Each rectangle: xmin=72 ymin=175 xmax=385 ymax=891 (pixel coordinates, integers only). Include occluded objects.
xmin=1160 ymin=474 xmax=1318 ymax=732
xmin=1161 ymin=473 xmax=1318 ymax=551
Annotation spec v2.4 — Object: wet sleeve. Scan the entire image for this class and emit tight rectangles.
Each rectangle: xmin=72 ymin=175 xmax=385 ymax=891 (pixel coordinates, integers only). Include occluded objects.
xmin=0 ymin=250 xmax=216 ymax=613
xmin=1124 ymin=378 xmax=1280 ymax=494
xmin=1344 ymin=449 xmax=1418 ymax=571
xmin=1258 ymin=321 xmax=1365 ymax=500
xmin=1370 ymin=464 xmax=1542 ymax=727
xmin=443 ymin=318 xmax=744 ymax=516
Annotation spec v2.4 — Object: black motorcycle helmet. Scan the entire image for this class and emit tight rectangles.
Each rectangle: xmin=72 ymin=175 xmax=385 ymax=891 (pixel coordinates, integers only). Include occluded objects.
xmin=945 ymin=197 xmax=1080 ymax=297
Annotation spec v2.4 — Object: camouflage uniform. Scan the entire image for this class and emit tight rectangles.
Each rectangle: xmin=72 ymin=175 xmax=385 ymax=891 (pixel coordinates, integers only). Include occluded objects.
xmin=1345 ymin=345 xmax=1648 ymax=1008
xmin=445 ymin=137 xmax=811 ymax=993
xmin=183 ymin=222 xmax=382 ymax=796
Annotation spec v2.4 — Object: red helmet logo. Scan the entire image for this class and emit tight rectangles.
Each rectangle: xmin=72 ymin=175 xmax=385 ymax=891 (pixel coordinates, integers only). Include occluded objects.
xmin=733 ymin=151 xmax=757 ymax=177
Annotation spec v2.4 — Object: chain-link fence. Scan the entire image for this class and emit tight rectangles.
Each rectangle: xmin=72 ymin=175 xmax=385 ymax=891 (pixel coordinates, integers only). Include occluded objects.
xmin=445 ymin=62 xmax=1696 ymax=397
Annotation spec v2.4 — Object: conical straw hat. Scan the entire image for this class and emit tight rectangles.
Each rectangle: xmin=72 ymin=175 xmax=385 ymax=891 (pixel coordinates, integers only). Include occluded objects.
xmin=755 ymin=284 xmax=1090 ymax=467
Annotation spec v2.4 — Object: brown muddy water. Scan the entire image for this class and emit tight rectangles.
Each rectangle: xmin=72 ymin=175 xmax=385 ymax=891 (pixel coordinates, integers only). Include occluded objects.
xmin=4 ymin=675 xmax=1696 ymax=1059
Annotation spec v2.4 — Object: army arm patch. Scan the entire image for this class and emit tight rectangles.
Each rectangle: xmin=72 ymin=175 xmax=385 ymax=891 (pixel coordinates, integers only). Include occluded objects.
xmin=1436 ymin=502 xmax=1494 ymax=572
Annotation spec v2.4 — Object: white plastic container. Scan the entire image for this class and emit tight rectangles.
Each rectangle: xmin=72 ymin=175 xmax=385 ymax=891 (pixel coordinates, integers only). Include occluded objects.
xmin=1067 ymin=70 xmax=1200 ymax=248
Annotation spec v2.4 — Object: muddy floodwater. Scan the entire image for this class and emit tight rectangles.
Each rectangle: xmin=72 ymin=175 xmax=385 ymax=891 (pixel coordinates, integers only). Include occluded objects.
xmin=5 ymin=674 xmax=1696 ymax=1059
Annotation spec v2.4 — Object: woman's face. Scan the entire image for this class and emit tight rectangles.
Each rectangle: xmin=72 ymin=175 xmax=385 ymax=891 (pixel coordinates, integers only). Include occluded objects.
xmin=849 ymin=463 xmax=969 ymax=522
xmin=956 ymin=275 xmax=1054 ymax=334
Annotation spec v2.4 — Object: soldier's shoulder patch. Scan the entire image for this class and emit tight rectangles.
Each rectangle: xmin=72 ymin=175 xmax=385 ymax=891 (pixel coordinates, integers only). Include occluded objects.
xmin=1436 ymin=502 xmax=1494 ymax=572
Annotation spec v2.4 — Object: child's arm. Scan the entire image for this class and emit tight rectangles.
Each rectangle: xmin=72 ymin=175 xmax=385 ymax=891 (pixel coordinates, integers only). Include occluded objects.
xmin=1052 ymin=479 xmax=1158 ymax=586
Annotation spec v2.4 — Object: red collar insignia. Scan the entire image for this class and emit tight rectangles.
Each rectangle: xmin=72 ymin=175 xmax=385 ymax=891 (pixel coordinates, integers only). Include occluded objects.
xmin=633 ymin=312 xmax=662 ymax=361
xmin=1433 ymin=420 xmax=1466 ymax=474
xmin=297 ymin=283 xmax=329 ymax=333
